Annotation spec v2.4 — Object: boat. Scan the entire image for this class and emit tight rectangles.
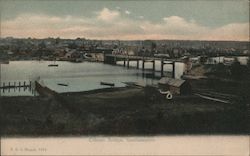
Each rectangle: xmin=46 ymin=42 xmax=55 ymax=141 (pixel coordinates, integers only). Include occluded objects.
xmin=48 ymin=60 xmax=59 ymax=67
xmin=48 ymin=64 xmax=59 ymax=67
xmin=57 ymin=83 xmax=68 ymax=86
xmin=100 ymin=82 xmax=115 ymax=87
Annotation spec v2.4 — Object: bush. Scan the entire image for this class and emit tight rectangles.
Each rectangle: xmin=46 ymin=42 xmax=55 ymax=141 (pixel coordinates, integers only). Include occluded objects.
xmin=209 ymin=63 xmax=230 ymax=78
xmin=230 ymin=61 xmax=249 ymax=80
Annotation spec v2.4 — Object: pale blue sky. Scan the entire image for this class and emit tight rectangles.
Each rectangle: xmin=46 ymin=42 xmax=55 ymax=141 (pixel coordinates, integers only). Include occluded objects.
xmin=1 ymin=0 xmax=249 ymax=40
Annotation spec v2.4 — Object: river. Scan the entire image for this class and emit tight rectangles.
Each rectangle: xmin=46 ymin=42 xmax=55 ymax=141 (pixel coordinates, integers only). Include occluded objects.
xmin=0 ymin=60 xmax=185 ymax=96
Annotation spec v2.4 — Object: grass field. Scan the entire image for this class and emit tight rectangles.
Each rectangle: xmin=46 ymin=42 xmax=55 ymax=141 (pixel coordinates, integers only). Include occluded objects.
xmin=1 ymin=86 xmax=249 ymax=136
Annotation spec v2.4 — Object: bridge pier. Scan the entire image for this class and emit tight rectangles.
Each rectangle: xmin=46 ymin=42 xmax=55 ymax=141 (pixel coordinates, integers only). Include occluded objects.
xmin=172 ymin=62 xmax=175 ymax=79
xmin=142 ymin=59 xmax=145 ymax=71
xmin=127 ymin=58 xmax=130 ymax=68
xmin=152 ymin=60 xmax=155 ymax=72
xmin=136 ymin=60 xmax=139 ymax=69
xmin=161 ymin=59 xmax=164 ymax=77
xmin=123 ymin=59 xmax=126 ymax=67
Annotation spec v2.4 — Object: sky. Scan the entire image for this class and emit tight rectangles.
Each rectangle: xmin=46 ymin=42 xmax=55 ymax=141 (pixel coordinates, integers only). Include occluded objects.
xmin=0 ymin=0 xmax=249 ymax=41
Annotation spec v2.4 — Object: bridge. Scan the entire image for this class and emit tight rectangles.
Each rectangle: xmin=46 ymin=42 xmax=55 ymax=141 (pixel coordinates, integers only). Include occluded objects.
xmin=103 ymin=54 xmax=186 ymax=78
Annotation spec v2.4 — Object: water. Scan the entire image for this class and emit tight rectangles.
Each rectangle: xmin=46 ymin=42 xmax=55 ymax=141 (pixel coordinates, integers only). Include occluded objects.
xmin=0 ymin=61 xmax=185 ymax=96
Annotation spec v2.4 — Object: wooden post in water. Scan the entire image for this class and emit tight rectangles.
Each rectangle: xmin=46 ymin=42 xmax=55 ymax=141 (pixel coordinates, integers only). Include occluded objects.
xmin=8 ymin=82 xmax=10 ymax=92
xmin=29 ymin=81 xmax=32 ymax=91
xmin=161 ymin=59 xmax=164 ymax=77
xmin=19 ymin=82 xmax=21 ymax=91
xmin=3 ymin=82 xmax=5 ymax=93
xmin=23 ymin=81 xmax=26 ymax=91
xmin=14 ymin=82 xmax=16 ymax=91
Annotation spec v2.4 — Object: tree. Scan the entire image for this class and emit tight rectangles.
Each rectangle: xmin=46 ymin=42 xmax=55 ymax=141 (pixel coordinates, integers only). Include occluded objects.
xmin=151 ymin=42 xmax=157 ymax=50
xmin=230 ymin=61 xmax=249 ymax=80
xmin=55 ymin=37 xmax=61 ymax=44
xmin=210 ymin=63 xmax=230 ymax=78
xmin=68 ymin=43 xmax=78 ymax=49
xmin=247 ymin=56 xmax=250 ymax=69
xmin=38 ymin=41 xmax=46 ymax=49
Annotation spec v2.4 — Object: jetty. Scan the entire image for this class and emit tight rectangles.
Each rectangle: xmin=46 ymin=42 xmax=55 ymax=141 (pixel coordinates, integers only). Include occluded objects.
xmin=0 ymin=81 xmax=32 ymax=89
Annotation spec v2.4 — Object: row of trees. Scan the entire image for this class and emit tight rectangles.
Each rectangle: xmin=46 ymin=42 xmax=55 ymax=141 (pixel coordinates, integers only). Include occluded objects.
xmin=208 ymin=57 xmax=250 ymax=80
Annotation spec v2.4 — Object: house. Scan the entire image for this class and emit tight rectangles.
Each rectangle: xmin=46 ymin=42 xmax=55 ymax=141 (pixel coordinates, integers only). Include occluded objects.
xmin=64 ymin=51 xmax=81 ymax=59
xmin=158 ymin=77 xmax=191 ymax=95
xmin=54 ymin=49 xmax=66 ymax=57
xmin=94 ymin=48 xmax=113 ymax=54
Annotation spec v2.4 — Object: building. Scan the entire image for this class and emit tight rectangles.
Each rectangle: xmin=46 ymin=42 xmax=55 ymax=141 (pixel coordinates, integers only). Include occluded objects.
xmin=64 ymin=51 xmax=81 ymax=59
xmin=158 ymin=77 xmax=191 ymax=95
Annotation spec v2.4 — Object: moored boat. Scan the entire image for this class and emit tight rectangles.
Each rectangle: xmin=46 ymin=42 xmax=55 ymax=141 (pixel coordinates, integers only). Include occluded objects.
xmin=48 ymin=64 xmax=59 ymax=67
xmin=57 ymin=83 xmax=68 ymax=86
xmin=100 ymin=81 xmax=115 ymax=87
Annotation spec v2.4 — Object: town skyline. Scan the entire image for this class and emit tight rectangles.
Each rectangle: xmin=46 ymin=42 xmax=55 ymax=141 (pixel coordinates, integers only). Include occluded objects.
xmin=1 ymin=0 xmax=249 ymax=41
xmin=1 ymin=36 xmax=250 ymax=42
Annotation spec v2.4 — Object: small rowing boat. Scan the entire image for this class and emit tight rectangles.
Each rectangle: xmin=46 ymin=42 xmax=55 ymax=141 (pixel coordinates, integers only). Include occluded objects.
xmin=100 ymin=82 xmax=115 ymax=87
xmin=57 ymin=83 xmax=68 ymax=86
xmin=48 ymin=64 xmax=58 ymax=67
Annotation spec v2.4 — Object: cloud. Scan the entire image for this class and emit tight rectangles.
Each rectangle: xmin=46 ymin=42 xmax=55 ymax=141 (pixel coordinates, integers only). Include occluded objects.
xmin=141 ymin=16 xmax=208 ymax=37
xmin=2 ymin=14 xmax=94 ymax=38
xmin=125 ymin=10 xmax=131 ymax=15
xmin=1 ymin=8 xmax=249 ymax=41
xmin=203 ymin=23 xmax=249 ymax=41
xmin=139 ymin=16 xmax=249 ymax=41
xmin=96 ymin=8 xmax=120 ymax=22
xmin=138 ymin=16 xmax=144 ymax=19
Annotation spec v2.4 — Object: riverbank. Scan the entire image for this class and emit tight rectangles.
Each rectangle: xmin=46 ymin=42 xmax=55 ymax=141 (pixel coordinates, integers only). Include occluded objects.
xmin=1 ymin=86 xmax=249 ymax=136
